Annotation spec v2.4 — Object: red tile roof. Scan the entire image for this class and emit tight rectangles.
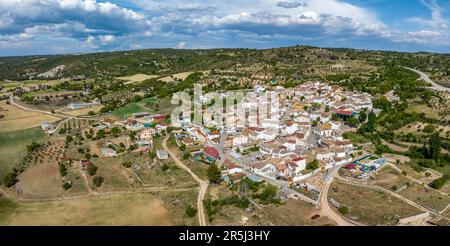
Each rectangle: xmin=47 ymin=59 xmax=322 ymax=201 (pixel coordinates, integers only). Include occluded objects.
xmin=293 ymin=157 xmax=305 ymax=162
xmin=153 ymin=115 xmax=166 ymax=121
xmin=336 ymin=110 xmax=353 ymax=116
xmin=204 ymin=147 xmax=219 ymax=159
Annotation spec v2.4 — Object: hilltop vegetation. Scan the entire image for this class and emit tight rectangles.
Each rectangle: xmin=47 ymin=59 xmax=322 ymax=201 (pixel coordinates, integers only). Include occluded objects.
xmin=1 ymin=46 xmax=448 ymax=85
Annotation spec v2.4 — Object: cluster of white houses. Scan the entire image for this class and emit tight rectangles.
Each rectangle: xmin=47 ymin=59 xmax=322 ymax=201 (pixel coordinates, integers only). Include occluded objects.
xmin=204 ymin=82 xmax=372 ymax=181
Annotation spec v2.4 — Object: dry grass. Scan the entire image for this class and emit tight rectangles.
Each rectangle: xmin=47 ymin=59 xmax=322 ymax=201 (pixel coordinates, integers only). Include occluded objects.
xmin=329 ymin=181 xmax=422 ymax=225
xmin=371 ymin=166 xmax=410 ymax=191
xmin=88 ymin=158 xmax=135 ymax=192
xmin=0 ymin=193 xmax=173 ymax=225
xmin=257 ymin=200 xmax=335 ymax=226
xmin=0 ymin=101 xmax=61 ymax=132
xmin=206 ymin=184 xmax=334 ymax=226
xmin=397 ymin=183 xmax=450 ymax=212
xmin=118 ymin=74 xmax=159 ymax=84
xmin=406 ymin=104 xmax=441 ymax=120
xmin=14 ymin=164 xmax=65 ymax=198
xmin=159 ymin=71 xmax=195 ymax=82
xmin=64 ymin=105 xmax=104 ymax=116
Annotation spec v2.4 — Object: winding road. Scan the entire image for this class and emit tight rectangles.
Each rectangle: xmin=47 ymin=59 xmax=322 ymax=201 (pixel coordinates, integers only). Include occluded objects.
xmin=162 ymin=134 xmax=209 ymax=226
xmin=403 ymin=67 xmax=450 ymax=93
xmin=8 ymin=95 xmax=102 ymax=134
xmin=319 ymin=167 xmax=357 ymax=226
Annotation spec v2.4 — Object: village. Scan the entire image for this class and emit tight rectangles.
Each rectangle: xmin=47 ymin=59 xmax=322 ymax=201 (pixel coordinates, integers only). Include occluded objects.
xmin=35 ymin=81 xmax=382 ymax=201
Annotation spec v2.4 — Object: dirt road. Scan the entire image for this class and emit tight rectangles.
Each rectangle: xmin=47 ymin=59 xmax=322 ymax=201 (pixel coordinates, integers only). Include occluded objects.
xmin=319 ymin=169 xmax=357 ymax=226
xmin=162 ymin=135 xmax=209 ymax=226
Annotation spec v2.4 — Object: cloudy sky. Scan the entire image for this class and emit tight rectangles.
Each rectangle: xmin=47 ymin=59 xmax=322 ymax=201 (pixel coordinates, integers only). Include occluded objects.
xmin=0 ymin=0 xmax=449 ymax=56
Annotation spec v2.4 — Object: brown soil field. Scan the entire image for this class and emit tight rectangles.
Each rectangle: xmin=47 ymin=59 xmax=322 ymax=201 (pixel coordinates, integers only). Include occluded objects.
xmin=14 ymin=163 xmax=65 ymax=198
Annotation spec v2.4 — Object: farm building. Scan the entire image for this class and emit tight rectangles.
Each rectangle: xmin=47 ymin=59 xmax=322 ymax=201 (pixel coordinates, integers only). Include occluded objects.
xmin=41 ymin=122 xmax=55 ymax=132
xmin=156 ymin=149 xmax=169 ymax=160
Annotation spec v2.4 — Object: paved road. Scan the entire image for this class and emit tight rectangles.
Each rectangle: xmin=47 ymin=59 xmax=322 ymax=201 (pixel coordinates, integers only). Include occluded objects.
xmin=403 ymin=67 xmax=450 ymax=93
xmin=162 ymin=135 xmax=209 ymax=226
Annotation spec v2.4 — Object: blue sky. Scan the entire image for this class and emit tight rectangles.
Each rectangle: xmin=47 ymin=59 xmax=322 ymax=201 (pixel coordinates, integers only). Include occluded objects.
xmin=0 ymin=0 xmax=449 ymax=56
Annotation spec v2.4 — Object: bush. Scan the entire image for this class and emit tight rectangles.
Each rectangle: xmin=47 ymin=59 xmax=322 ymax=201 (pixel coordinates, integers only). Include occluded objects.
xmin=158 ymin=163 xmax=168 ymax=171
xmin=207 ymin=164 xmax=221 ymax=184
xmin=63 ymin=181 xmax=72 ymax=190
xmin=183 ymin=152 xmax=191 ymax=160
xmin=122 ymin=161 xmax=132 ymax=168
xmin=3 ymin=171 xmax=19 ymax=188
xmin=429 ymin=175 xmax=449 ymax=189
xmin=306 ymin=160 xmax=319 ymax=170
xmin=339 ymin=206 xmax=349 ymax=215
xmin=185 ymin=205 xmax=198 ymax=217
xmin=87 ymin=164 xmax=98 ymax=176
xmin=424 ymin=124 xmax=436 ymax=134
xmin=92 ymin=176 xmax=104 ymax=187
xmin=59 ymin=163 xmax=68 ymax=177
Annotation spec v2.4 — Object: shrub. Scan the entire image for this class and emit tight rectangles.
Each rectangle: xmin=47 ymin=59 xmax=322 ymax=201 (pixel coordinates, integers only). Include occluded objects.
xmin=306 ymin=160 xmax=319 ymax=170
xmin=87 ymin=164 xmax=98 ymax=176
xmin=3 ymin=171 xmax=19 ymax=188
xmin=92 ymin=176 xmax=104 ymax=187
xmin=122 ymin=161 xmax=132 ymax=168
xmin=59 ymin=163 xmax=68 ymax=177
xmin=63 ymin=181 xmax=72 ymax=190
xmin=339 ymin=206 xmax=349 ymax=215
xmin=185 ymin=205 xmax=198 ymax=217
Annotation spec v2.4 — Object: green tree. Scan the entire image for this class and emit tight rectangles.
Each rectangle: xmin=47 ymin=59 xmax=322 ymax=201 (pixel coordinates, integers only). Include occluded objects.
xmin=3 ymin=171 xmax=18 ymax=187
xmin=92 ymin=176 xmax=104 ymax=187
xmin=429 ymin=174 xmax=449 ymax=189
xmin=306 ymin=160 xmax=319 ymax=170
xmin=63 ymin=181 xmax=72 ymax=190
xmin=110 ymin=127 xmax=121 ymax=138
xmin=339 ymin=206 xmax=349 ymax=215
xmin=358 ymin=112 xmax=367 ymax=123
xmin=183 ymin=152 xmax=191 ymax=160
xmin=59 ymin=163 xmax=68 ymax=177
xmin=207 ymin=164 xmax=221 ymax=184
xmin=27 ymin=142 xmax=40 ymax=152
xmin=426 ymin=133 xmax=441 ymax=161
xmin=65 ymin=136 xmax=73 ymax=143
xmin=122 ymin=161 xmax=132 ymax=168
xmin=424 ymin=124 xmax=436 ymax=133
xmin=87 ymin=164 xmax=98 ymax=176
xmin=185 ymin=205 xmax=198 ymax=217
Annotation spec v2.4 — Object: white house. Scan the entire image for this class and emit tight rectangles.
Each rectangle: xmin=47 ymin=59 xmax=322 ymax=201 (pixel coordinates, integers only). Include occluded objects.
xmin=257 ymin=128 xmax=277 ymax=142
xmin=139 ymin=128 xmax=155 ymax=140
xmin=223 ymin=160 xmax=243 ymax=175
xmin=283 ymin=122 xmax=298 ymax=135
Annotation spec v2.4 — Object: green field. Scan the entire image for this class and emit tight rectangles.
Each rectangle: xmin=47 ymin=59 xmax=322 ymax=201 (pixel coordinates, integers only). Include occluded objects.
xmin=112 ymin=97 xmax=174 ymax=119
xmin=112 ymin=103 xmax=146 ymax=118
xmin=0 ymin=127 xmax=48 ymax=185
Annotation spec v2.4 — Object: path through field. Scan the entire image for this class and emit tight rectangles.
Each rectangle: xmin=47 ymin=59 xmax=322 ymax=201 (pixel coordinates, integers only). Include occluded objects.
xmin=162 ymin=134 xmax=209 ymax=226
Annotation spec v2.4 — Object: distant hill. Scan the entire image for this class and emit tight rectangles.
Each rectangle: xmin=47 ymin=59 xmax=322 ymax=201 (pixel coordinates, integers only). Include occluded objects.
xmin=0 ymin=46 xmax=448 ymax=83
